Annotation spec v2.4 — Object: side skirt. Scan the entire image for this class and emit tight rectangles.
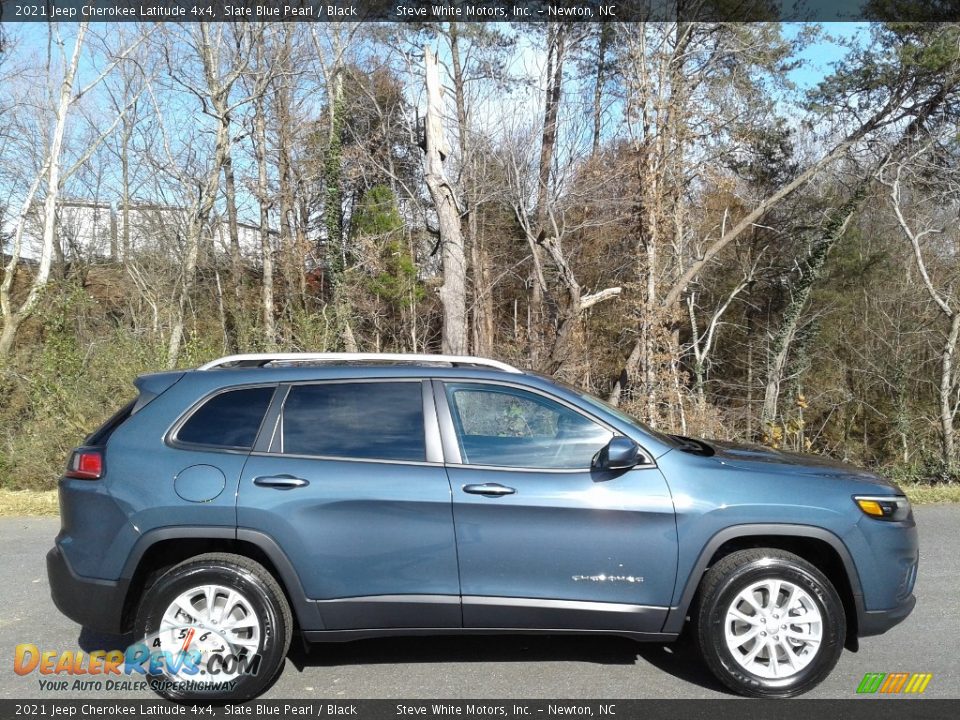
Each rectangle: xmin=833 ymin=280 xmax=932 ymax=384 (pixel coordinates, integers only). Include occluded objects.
xmin=305 ymin=594 xmax=672 ymax=639
xmin=303 ymin=627 xmax=680 ymax=643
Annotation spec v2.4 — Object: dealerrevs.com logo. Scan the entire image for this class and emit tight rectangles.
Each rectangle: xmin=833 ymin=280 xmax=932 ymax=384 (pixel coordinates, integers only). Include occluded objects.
xmin=857 ymin=672 xmax=933 ymax=695
xmin=13 ymin=626 xmax=260 ymax=694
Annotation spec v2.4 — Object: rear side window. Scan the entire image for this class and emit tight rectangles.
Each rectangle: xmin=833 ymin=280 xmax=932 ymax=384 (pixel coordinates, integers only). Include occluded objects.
xmin=176 ymin=386 xmax=275 ymax=449
xmin=85 ymin=399 xmax=136 ymax=446
xmin=282 ymin=382 xmax=425 ymax=462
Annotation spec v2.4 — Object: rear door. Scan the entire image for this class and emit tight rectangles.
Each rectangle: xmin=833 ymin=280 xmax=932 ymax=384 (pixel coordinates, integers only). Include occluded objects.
xmin=437 ymin=380 xmax=678 ymax=634
xmin=237 ymin=379 xmax=460 ymax=630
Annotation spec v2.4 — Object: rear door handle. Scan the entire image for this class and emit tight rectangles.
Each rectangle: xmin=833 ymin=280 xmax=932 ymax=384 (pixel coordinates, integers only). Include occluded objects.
xmin=254 ymin=475 xmax=309 ymax=489
xmin=462 ymin=483 xmax=516 ymax=497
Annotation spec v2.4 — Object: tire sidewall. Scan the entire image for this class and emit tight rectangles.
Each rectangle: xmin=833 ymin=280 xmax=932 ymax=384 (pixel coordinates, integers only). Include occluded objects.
xmin=704 ymin=558 xmax=845 ymax=696
xmin=134 ymin=561 xmax=286 ymax=702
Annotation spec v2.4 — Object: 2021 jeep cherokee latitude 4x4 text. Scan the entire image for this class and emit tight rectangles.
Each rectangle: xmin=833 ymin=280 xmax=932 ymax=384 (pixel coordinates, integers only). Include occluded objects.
xmin=47 ymin=353 xmax=918 ymax=700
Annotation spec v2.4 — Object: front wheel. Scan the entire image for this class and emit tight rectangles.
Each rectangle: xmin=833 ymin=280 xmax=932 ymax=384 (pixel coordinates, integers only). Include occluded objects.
xmin=696 ymin=548 xmax=846 ymax=697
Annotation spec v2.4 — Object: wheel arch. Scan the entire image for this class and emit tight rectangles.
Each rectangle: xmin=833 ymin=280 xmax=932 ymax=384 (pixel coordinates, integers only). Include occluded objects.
xmin=663 ymin=524 xmax=863 ymax=648
xmin=119 ymin=527 xmax=322 ymax=633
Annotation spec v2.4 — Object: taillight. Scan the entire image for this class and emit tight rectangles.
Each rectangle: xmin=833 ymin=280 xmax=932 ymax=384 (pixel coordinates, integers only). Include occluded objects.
xmin=65 ymin=448 xmax=103 ymax=480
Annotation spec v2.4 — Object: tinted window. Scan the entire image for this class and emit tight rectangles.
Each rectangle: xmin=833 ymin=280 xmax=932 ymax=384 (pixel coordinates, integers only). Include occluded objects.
xmin=446 ymin=383 xmax=612 ymax=469
xmin=177 ymin=386 xmax=274 ymax=449
xmin=282 ymin=382 xmax=425 ymax=462
xmin=86 ymin=399 xmax=136 ymax=446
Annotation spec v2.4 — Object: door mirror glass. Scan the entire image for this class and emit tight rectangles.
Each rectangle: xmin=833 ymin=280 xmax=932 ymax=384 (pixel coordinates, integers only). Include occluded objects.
xmin=593 ymin=436 xmax=643 ymax=471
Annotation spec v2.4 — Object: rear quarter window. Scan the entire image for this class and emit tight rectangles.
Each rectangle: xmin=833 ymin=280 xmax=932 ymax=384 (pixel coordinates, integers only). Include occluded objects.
xmin=85 ymin=399 xmax=136 ymax=446
xmin=175 ymin=386 xmax=275 ymax=449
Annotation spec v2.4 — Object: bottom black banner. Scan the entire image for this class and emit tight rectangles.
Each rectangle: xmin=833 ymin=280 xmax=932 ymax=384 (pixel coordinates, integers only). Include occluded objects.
xmin=1 ymin=699 xmax=958 ymax=720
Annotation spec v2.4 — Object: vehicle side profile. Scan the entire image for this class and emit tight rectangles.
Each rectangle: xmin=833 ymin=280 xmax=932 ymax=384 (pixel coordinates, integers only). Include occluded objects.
xmin=47 ymin=353 xmax=918 ymax=699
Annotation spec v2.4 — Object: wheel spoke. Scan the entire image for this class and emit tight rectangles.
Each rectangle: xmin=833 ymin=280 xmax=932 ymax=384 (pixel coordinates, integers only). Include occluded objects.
xmin=729 ymin=608 xmax=761 ymax=626
xmin=779 ymin=638 xmax=800 ymax=669
xmin=161 ymin=599 xmax=194 ymax=627
xmin=732 ymin=626 xmax=762 ymax=647
xmin=742 ymin=635 xmax=765 ymax=664
xmin=741 ymin=591 xmax=764 ymax=614
xmin=782 ymin=628 xmax=820 ymax=643
xmin=218 ymin=590 xmax=240 ymax=624
xmin=781 ymin=584 xmax=798 ymax=613
xmin=767 ymin=580 xmax=782 ymax=610
xmin=226 ymin=633 xmax=260 ymax=652
xmin=222 ymin=615 xmax=257 ymax=630
xmin=767 ymin=639 xmax=781 ymax=677
xmin=202 ymin=586 xmax=217 ymax=622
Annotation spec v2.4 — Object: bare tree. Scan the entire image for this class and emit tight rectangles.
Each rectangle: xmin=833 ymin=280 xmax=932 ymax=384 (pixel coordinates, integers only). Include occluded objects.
xmin=880 ymin=142 xmax=960 ymax=475
xmin=0 ymin=23 xmax=147 ymax=359
xmin=422 ymin=45 xmax=467 ymax=355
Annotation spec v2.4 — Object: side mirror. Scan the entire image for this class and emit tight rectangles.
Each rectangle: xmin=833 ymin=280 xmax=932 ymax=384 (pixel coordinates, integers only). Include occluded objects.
xmin=593 ymin=436 xmax=643 ymax=472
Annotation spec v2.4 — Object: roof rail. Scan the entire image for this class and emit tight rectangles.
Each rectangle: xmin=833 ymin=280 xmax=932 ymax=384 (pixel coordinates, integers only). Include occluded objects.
xmin=196 ymin=352 xmax=523 ymax=374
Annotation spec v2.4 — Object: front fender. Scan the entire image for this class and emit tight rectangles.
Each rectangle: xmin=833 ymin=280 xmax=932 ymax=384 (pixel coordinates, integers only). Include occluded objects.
xmin=661 ymin=522 xmax=863 ymax=633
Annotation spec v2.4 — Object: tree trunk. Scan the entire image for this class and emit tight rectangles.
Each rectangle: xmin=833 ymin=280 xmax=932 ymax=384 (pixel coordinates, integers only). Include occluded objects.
xmin=222 ymin=145 xmax=242 ymax=353
xmin=449 ymin=23 xmax=492 ymax=356
xmin=423 ymin=46 xmax=468 ymax=355
xmin=121 ymin=126 xmax=131 ymax=259
xmin=527 ymin=25 xmax=567 ymax=363
xmin=167 ymin=222 xmax=201 ymax=368
xmin=0 ymin=314 xmax=21 ymax=359
xmin=591 ymin=25 xmax=611 ymax=154
xmin=275 ymin=65 xmax=305 ymax=318
xmin=252 ymin=85 xmax=276 ymax=348
xmin=939 ymin=312 xmax=960 ymax=473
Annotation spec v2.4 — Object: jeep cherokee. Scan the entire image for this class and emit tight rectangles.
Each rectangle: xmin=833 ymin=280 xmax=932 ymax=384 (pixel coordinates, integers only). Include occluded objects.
xmin=46 ymin=353 xmax=918 ymax=699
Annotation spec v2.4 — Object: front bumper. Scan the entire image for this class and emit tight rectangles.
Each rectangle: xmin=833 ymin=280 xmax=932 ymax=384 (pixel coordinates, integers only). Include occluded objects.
xmin=46 ymin=545 xmax=129 ymax=635
xmin=857 ymin=592 xmax=916 ymax=637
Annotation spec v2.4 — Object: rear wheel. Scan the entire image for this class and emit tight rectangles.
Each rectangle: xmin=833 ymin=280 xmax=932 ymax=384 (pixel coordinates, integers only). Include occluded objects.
xmin=133 ymin=553 xmax=292 ymax=701
xmin=696 ymin=548 xmax=845 ymax=697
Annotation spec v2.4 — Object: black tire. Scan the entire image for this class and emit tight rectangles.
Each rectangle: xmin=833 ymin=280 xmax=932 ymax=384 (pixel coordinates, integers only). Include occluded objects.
xmin=696 ymin=548 xmax=845 ymax=697
xmin=133 ymin=552 xmax=292 ymax=702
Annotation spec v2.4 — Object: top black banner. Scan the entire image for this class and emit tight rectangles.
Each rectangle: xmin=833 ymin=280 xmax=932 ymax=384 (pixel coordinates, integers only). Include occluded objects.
xmin=0 ymin=0 xmax=958 ymax=22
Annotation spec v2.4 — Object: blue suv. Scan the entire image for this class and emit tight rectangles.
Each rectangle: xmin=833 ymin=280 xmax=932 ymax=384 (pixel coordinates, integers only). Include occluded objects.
xmin=47 ymin=353 xmax=918 ymax=700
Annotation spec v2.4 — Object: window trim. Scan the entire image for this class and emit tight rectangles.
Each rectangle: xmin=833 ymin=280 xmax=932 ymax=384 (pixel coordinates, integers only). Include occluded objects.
xmin=266 ymin=378 xmax=436 ymax=465
xmin=166 ymin=383 xmax=279 ymax=453
xmin=433 ymin=379 xmax=657 ymax=472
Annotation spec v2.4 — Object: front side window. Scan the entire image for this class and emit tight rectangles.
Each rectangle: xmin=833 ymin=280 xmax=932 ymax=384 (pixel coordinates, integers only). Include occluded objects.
xmin=176 ymin=386 xmax=275 ymax=449
xmin=282 ymin=382 xmax=425 ymax=462
xmin=445 ymin=383 xmax=612 ymax=469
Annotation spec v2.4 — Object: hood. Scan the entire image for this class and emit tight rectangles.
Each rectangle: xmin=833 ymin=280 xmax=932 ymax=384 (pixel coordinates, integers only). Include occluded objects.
xmin=704 ymin=438 xmax=900 ymax=488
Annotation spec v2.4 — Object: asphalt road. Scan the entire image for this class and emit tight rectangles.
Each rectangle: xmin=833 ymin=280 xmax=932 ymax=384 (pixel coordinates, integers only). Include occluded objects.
xmin=1 ymin=506 xmax=957 ymax=700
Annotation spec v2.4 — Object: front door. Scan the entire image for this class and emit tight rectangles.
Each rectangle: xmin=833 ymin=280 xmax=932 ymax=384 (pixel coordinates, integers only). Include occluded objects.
xmin=238 ymin=379 xmax=460 ymax=630
xmin=437 ymin=380 xmax=678 ymax=634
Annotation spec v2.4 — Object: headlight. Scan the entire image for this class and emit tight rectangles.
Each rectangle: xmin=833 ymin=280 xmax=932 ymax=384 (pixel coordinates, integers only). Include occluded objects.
xmin=854 ymin=495 xmax=912 ymax=521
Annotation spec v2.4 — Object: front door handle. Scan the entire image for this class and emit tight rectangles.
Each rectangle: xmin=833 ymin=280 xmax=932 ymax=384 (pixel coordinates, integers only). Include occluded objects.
xmin=462 ymin=483 xmax=516 ymax=497
xmin=254 ymin=475 xmax=309 ymax=489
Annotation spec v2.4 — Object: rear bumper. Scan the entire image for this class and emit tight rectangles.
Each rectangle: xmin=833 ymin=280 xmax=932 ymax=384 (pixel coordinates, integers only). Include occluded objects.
xmin=46 ymin=546 xmax=128 ymax=635
xmin=857 ymin=592 xmax=916 ymax=637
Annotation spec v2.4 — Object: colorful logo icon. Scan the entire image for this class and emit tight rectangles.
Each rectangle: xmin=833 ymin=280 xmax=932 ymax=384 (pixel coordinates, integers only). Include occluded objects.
xmin=857 ymin=672 xmax=932 ymax=694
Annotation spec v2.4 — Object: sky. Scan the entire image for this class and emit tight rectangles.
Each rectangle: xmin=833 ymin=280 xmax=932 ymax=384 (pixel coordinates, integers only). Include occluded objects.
xmin=2 ymin=20 xmax=872 ymax=252
xmin=786 ymin=22 xmax=867 ymax=90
